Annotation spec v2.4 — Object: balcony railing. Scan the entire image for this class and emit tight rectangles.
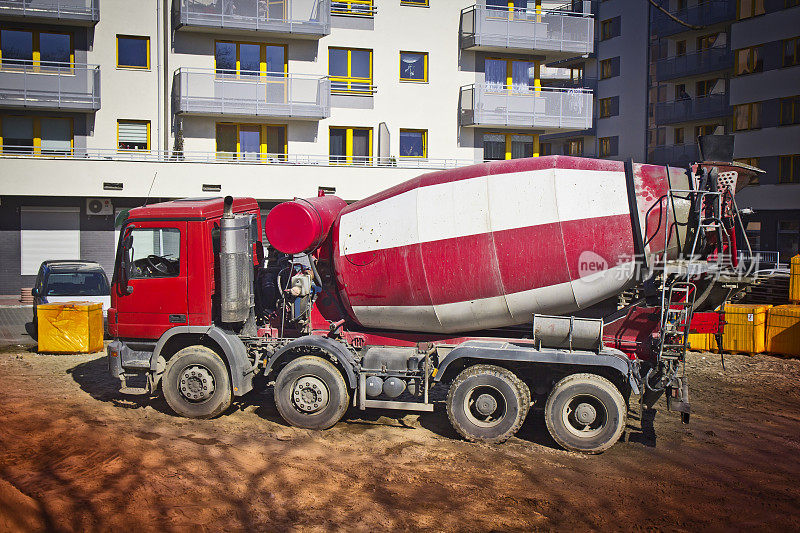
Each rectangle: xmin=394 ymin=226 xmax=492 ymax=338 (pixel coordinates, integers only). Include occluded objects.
xmin=0 ymin=60 xmax=100 ymax=111
xmin=460 ymin=5 xmax=594 ymax=57
xmin=0 ymin=0 xmax=98 ymax=24
xmin=0 ymin=146 xmax=474 ymax=169
xmin=460 ymin=84 xmax=593 ymax=131
xmin=655 ymin=93 xmax=731 ymax=125
xmin=174 ymin=0 xmax=330 ymax=37
xmin=656 ymin=48 xmax=732 ymax=81
xmin=651 ymin=0 xmax=735 ymax=38
xmin=648 ymin=143 xmax=700 ymax=167
xmin=174 ymin=68 xmax=330 ymax=119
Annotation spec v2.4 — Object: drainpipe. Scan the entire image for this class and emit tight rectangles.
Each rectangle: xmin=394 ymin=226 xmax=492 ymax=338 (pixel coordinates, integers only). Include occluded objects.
xmin=155 ymin=0 xmax=162 ymax=154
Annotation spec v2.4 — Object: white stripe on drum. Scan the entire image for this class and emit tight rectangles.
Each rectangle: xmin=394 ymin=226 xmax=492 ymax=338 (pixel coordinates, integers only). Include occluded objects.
xmin=339 ymin=168 xmax=629 ymax=257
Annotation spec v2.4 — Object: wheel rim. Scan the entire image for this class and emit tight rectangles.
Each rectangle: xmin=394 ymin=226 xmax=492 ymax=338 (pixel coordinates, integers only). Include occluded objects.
xmin=291 ymin=375 xmax=329 ymax=414
xmin=463 ymin=385 xmax=507 ymax=428
xmin=179 ymin=364 xmax=216 ymax=403
xmin=561 ymin=393 xmax=607 ymax=439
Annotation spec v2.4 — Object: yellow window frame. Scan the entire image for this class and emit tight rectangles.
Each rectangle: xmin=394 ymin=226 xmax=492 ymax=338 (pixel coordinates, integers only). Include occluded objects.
xmin=0 ymin=28 xmax=75 ymax=71
xmin=486 ymin=57 xmax=541 ymax=93
xmin=0 ymin=115 xmax=74 ymax=156
xmin=329 ymin=47 xmax=373 ymax=94
xmin=117 ymin=119 xmax=151 ymax=151
xmin=485 ymin=132 xmax=540 ymax=160
xmin=214 ymin=122 xmax=288 ymax=161
xmin=331 ymin=0 xmax=374 ymax=16
xmin=400 ymin=0 xmax=429 ymax=6
xmin=213 ymin=40 xmax=288 ymax=77
xmin=399 ymin=51 xmax=428 ymax=82
xmin=116 ymin=35 xmax=150 ymax=69
xmin=399 ymin=129 xmax=427 ymax=158
xmin=486 ymin=1 xmax=542 ymax=22
xmin=329 ymin=126 xmax=372 ymax=165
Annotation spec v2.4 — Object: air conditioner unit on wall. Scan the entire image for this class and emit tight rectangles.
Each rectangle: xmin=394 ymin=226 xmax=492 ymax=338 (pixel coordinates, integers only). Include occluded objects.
xmin=86 ymin=198 xmax=113 ymax=216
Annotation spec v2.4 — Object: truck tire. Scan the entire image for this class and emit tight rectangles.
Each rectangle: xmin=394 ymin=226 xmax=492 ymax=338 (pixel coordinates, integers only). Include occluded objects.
xmin=544 ymin=373 xmax=627 ymax=454
xmin=274 ymin=356 xmax=349 ymax=430
xmin=446 ymin=365 xmax=529 ymax=444
xmin=162 ymin=346 xmax=233 ymax=419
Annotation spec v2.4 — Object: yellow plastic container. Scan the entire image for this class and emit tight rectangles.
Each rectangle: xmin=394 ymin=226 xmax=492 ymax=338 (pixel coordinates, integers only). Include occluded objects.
xmin=37 ymin=301 xmax=104 ymax=354
xmin=790 ymin=255 xmax=800 ymax=303
xmin=721 ymin=304 xmax=771 ymax=355
xmin=687 ymin=333 xmax=718 ymax=352
xmin=765 ymin=305 xmax=800 ymax=357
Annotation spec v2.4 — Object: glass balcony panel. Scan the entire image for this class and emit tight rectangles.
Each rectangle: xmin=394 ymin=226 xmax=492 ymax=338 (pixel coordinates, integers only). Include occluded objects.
xmin=0 ymin=60 xmax=100 ymax=111
xmin=654 ymin=93 xmax=731 ymax=125
xmin=651 ymin=0 xmax=736 ymax=38
xmin=656 ymin=48 xmax=733 ymax=81
xmin=649 ymin=143 xmax=700 ymax=167
xmin=175 ymin=0 xmax=330 ymax=38
xmin=0 ymin=0 xmax=99 ymax=24
xmin=175 ymin=68 xmax=330 ymax=120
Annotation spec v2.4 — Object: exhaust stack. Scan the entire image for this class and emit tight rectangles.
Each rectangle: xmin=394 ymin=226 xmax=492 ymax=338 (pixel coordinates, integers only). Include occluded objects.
xmin=220 ymin=196 xmax=254 ymax=324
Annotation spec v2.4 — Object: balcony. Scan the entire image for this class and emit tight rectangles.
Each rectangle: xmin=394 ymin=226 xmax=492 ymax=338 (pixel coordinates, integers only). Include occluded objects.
xmin=648 ymin=143 xmax=700 ymax=167
xmin=174 ymin=68 xmax=330 ymax=120
xmin=0 ymin=0 xmax=98 ymax=24
xmin=651 ymin=0 xmax=735 ymax=38
xmin=173 ymin=0 xmax=330 ymax=38
xmin=460 ymin=4 xmax=593 ymax=60
xmin=656 ymin=48 xmax=732 ymax=81
xmin=0 ymin=60 xmax=100 ymax=111
xmin=459 ymin=84 xmax=593 ymax=132
xmin=655 ymin=93 xmax=731 ymax=125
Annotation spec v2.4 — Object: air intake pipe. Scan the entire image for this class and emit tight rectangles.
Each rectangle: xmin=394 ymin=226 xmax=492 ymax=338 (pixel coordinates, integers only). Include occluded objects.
xmin=220 ymin=196 xmax=254 ymax=324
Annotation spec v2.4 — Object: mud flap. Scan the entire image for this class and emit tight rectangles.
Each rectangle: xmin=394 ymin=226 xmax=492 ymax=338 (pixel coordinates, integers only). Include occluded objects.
xmin=666 ymin=376 xmax=690 ymax=424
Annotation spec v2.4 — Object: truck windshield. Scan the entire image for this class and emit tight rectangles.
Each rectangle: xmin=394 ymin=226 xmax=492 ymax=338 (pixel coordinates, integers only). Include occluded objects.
xmin=46 ymin=271 xmax=110 ymax=296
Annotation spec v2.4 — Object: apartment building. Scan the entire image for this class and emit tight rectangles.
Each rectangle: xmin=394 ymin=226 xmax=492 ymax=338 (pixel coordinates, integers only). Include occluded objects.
xmin=0 ymin=0 xmax=595 ymax=294
xmin=646 ymin=0 xmax=800 ymax=260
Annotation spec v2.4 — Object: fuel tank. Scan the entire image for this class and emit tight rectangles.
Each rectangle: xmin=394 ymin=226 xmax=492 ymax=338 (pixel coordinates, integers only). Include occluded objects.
xmin=328 ymin=156 xmax=691 ymax=334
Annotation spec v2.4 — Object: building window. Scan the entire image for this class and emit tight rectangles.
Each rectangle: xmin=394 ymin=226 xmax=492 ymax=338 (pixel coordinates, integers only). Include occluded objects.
xmin=598 ymin=96 xmax=619 ymax=118
xmin=566 ymin=138 xmax=584 ymax=157
xmin=783 ymin=37 xmax=800 ymax=68
xmin=331 ymin=0 xmax=374 ymax=17
xmin=696 ymin=33 xmax=720 ymax=51
xmin=483 ymin=133 xmax=537 ymax=161
xmin=399 ymin=129 xmax=427 ymax=158
xmin=0 ymin=115 xmax=73 ymax=155
xmin=737 ymin=0 xmax=765 ymax=19
xmin=777 ymin=220 xmax=800 ymax=259
xmin=780 ymin=96 xmax=800 ymax=126
xmin=399 ymin=51 xmax=428 ymax=82
xmin=215 ymin=41 xmax=286 ymax=76
xmin=734 ymin=102 xmax=761 ymax=131
xmin=735 ymin=46 xmax=763 ymax=75
xmin=696 ymin=79 xmax=718 ymax=97
xmin=116 ymin=35 xmax=149 ymax=69
xmin=745 ymin=221 xmax=761 ymax=250
xmin=0 ymin=29 xmax=73 ymax=69
xmin=215 ymin=123 xmax=286 ymax=160
xmin=485 ymin=58 xmax=538 ymax=92
xmin=330 ymin=127 xmax=372 ymax=164
xmin=329 ymin=47 xmax=373 ymax=94
xmin=540 ymin=142 xmax=551 ymax=156
xmin=118 ymin=120 xmax=150 ymax=151
xmin=599 ymin=136 xmax=618 ymax=158
xmin=401 ymin=0 xmax=428 ymax=5
xmin=778 ymin=155 xmax=800 ymax=183
xmin=695 ymin=124 xmax=722 ymax=138
xmin=675 ymin=40 xmax=687 ymax=57
xmin=674 ymin=128 xmax=685 ymax=144
xmin=600 ymin=57 xmax=619 ymax=79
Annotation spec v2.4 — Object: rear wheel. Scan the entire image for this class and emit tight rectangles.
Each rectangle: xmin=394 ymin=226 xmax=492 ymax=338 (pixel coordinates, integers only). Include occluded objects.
xmin=544 ymin=373 xmax=626 ymax=454
xmin=446 ymin=365 xmax=529 ymax=444
xmin=163 ymin=346 xmax=232 ymax=419
xmin=274 ymin=356 xmax=350 ymax=430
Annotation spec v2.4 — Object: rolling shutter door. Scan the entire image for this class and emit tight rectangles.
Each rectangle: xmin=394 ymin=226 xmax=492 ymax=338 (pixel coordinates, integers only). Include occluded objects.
xmin=20 ymin=207 xmax=80 ymax=275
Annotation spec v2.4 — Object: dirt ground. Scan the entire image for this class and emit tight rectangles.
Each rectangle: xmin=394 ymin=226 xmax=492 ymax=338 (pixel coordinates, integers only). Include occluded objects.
xmin=0 ymin=347 xmax=799 ymax=532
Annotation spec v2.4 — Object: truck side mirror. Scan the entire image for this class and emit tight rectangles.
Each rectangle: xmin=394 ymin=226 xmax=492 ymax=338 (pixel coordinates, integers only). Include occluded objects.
xmin=31 ymin=287 xmax=39 ymax=297
xmin=121 ymin=234 xmax=134 ymax=283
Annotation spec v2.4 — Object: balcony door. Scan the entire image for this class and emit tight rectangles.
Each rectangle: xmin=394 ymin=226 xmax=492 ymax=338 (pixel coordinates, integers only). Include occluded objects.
xmin=484 ymin=133 xmax=536 ymax=161
xmin=216 ymin=123 xmax=286 ymax=161
xmin=486 ymin=58 xmax=535 ymax=93
xmin=214 ymin=41 xmax=287 ymax=105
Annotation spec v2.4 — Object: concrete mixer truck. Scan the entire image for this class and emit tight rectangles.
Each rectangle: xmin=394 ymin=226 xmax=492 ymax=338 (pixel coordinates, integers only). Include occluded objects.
xmin=107 ymin=149 xmax=759 ymax=453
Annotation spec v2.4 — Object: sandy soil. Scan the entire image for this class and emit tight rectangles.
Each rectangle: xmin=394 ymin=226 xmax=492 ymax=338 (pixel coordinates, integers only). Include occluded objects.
xmin=0 ymin=347 xmax=799 ymax=532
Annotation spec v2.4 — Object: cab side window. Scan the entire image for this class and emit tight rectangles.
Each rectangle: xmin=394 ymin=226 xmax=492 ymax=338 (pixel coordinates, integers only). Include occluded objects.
xmin=127 ymin=228 xmax=181 ymax=278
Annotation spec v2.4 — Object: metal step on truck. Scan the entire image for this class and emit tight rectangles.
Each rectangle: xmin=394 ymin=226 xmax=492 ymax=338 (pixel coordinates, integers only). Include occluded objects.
xmin=107 ymin=139 xmax=761 ymax=453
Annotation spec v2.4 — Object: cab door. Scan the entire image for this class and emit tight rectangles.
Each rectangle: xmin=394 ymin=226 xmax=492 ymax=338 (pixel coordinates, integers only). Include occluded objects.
xmin=115 ymin=221 xmax=189 ymax=339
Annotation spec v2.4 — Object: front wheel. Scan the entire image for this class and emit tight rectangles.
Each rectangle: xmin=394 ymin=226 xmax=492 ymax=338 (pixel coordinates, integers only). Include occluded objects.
xmin=162 ymin=346 xmax=232 ymax=419
xmin=274 ymin=356 xmax=350 ymax=430
xmin=446 ymin=365 xmax=530 ymax=444
xmin=544 ymin=373 xmax=627 ymax=454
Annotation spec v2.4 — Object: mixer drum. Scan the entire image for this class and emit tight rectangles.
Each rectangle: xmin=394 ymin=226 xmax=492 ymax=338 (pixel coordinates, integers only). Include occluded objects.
xmin=331 ymin=156 xmax=689 ymax=334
